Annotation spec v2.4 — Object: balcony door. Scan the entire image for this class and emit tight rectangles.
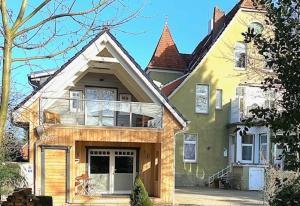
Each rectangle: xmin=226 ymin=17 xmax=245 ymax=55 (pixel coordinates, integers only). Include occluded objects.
xmin=85 ymin=87 xmax=117 ymax=126
xmin=88 ymin=149 xmax=136 ymax=195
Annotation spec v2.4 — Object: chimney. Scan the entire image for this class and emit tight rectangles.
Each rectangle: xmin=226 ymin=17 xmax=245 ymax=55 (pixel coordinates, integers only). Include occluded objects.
xmin=213 ymin=6 xmax=225 ymax=30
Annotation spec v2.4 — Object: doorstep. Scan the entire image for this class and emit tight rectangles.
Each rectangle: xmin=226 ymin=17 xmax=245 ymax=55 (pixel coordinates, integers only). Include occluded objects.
xmin=69 ymin=195 xmax=168 ymax=206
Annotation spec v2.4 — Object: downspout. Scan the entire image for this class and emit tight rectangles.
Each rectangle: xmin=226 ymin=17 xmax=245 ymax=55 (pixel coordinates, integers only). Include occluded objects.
xmin=172 ymin=121 xmax=190 ymax=205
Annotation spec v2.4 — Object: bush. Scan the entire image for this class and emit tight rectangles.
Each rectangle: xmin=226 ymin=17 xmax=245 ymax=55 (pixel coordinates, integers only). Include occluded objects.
xmin=130 ymin=176 xmax=153 ymax=206
xmin=264 ymin=167 xmax=300 ymax=206
xmin=0 ymin=162 xmax=25 ymax=197
xmin=269 ymin=176 xmax=300 ymax=206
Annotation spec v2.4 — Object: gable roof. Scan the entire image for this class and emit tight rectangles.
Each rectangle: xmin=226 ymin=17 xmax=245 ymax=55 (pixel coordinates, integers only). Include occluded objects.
xmin=14 ymin=30 xmax=187 ymax=127
xmin=166 ymin=0 xmax=265 ymax=97
xmin=147 ymin=24 xmax=187 ymax=71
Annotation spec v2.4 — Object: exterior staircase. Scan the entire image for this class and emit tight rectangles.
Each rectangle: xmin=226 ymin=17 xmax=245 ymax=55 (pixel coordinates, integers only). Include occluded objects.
xmin=208 ymin=165 xmax=232 ymax=188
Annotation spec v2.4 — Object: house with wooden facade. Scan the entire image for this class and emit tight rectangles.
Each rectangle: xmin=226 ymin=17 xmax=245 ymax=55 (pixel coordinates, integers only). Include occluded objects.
xmin=147 ymin=0 xmax=277 ymax=190
xmin=13 ymin=31 xmax=187 ymax=206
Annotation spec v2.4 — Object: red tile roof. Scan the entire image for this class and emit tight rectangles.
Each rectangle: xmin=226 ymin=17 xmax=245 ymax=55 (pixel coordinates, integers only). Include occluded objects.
xmin=213 ymin=7 xmax=226 ymax=30
xmin=148 ymin=25 xmax=187 ymax=71
xmin=161 ymin=74 xmax=188 ymax=96
xmin=241 ymin=0 xmax=261 ymax=9
xmin=180 ymin=53 xmax=193 ymax=66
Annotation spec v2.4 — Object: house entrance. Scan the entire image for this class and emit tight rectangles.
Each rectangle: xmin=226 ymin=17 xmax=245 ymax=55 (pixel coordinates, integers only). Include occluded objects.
xmin=88 ymin=149 xmax=136 ymax=195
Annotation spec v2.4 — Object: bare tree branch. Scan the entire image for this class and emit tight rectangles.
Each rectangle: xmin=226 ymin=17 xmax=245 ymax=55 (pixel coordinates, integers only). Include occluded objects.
xmin=15 ymin=0 xmax=112 ymax=37
xmin=12 ymin=0 xmax=27 ymax=31
xmin=16 ymin=0 xmax=52 ymax=31
xmin=0 ymin=0 xmax=10 ymax=34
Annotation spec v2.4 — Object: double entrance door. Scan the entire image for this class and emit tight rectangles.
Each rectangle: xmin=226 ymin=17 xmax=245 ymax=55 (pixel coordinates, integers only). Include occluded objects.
xmin=88 ymin=149 xmax=136 ymax=194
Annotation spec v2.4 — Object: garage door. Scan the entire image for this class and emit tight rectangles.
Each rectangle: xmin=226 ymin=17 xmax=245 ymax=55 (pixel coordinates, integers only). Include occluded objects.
xmin=42 ymin=147 xmax=70 ymax=206
xmin=249 ymin=167 xmax=265 ymax=190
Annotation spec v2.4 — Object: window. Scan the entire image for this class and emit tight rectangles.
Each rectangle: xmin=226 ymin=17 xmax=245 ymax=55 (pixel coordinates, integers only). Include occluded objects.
xmin=216 ymin=89 xmax=223 ymax=110
xmin=183 ymin=134 xmax=198 ymax=163
xmin=259 ymin=134 xmax=268 ymax=164
xmin=241 ymin=134 xmax=254 ymax=163
xmin=249 ymin=22 xmax=264 ymax=35
xmin=70 ymin=90 xmax=82 ymax=112
xmin=235 ymin=42 xmax=247 ymax=69
xmin=264 ymin=90 xmax=275 ymax=109
xmin=195 ymin=84 xmax=209 ymax=114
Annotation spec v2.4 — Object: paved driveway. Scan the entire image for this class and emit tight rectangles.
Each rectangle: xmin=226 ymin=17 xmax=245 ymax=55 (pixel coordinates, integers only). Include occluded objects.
xmin=175 ymin=187 xmax=264 ymax=206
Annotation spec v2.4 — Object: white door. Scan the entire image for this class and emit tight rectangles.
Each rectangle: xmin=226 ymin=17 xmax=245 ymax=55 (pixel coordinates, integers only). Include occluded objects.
xmin=249 ymin=167 xmax=265 ymax=190
xmin=88 ymin=149 xmax=136 ymax=195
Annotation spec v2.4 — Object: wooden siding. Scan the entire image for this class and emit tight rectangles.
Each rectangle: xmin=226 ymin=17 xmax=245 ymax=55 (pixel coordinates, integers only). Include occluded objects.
xmin=75 ymin=141 xmax=160 ymax=197
xmin=44 ymin=149 xmax=66 ymax=204
xmin=19 ymin=103 xmax=180 ymax=204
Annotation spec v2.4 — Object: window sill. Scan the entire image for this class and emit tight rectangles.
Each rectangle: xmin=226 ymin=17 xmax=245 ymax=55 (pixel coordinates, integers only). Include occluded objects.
xmin=234 ymin=67 xmax=246 ymax=71
xmin=183 ymin=160 xmax=197 ymax=164
xmin=195 ymin=112 xmax=209 ymax=115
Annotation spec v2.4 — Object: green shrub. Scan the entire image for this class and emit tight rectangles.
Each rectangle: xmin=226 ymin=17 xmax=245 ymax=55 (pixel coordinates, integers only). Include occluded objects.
xmin=269 ymin=176 xmax=300 ymax=206
xmin=0 ymin=162 xmax=25 ymax=197
xmin=130 ymin=176 xmax=153 ymax=206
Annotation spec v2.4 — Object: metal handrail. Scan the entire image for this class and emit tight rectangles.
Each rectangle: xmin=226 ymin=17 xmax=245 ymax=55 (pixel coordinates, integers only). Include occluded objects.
xmin=208 ymin=165 xmax=232 ymax=185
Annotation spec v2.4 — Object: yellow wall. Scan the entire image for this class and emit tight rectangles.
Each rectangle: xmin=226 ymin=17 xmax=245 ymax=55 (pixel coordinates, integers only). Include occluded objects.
xmin=172 ymin=9 xmax=267 ymax=186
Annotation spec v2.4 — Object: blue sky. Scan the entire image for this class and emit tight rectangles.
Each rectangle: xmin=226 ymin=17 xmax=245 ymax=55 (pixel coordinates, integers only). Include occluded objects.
xmin=8 ymin=0 xmax=239 ymax=97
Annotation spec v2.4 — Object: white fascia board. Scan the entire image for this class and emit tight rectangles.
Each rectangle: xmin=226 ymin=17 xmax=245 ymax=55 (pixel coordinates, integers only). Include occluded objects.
xmin=169 ymin=9 xmax=242 ymax=99
xmin=14 ymin=34 xmax=107 ymax=115
xmin=105 ymin=34 xmax=187 ymax=128
xmin=14 ymin=32 xmax=186 ymax=128
xmin=89 ymin=56 xmax=118 ymax=63
xmin=29 ymin=70 xmax=56 ymax=78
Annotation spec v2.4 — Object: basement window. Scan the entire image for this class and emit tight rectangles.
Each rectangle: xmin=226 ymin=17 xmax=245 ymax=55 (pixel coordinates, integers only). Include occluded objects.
xmin=183 ymin=134 xmax=198 ymax=163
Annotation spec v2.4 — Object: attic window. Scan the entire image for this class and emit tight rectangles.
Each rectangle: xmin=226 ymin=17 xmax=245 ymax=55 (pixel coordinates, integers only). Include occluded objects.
xmin=249 ymin=22 xmax=264 ymax=35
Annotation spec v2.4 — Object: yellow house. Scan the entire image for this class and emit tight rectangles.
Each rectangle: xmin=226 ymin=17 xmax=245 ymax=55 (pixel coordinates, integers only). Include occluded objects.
xmin=147 ymin=0 xmax=273 ymax=190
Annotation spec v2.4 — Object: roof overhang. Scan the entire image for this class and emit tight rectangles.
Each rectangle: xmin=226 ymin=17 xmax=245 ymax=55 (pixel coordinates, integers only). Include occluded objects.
xmin=13 ymin=31 xmax=187 ymax=128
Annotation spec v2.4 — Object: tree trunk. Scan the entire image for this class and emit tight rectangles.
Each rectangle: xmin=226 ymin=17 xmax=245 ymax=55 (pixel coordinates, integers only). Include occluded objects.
xmin=0 ymin=37 xmax=12 ymax=161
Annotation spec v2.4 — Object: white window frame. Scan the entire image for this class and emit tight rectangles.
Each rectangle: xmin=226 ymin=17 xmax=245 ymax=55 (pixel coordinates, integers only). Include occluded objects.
xmin=234 ymin=42 xmax=247 ymax=69
xmin=216 ymin=89 xmax=223 ymax=110
xmin=241 ymin=134 xmax=254 ymax=164
xmin=264 ymin=90 xmax=275 ymax=109
xmin=249 ymin=21 xmax=264 ymax=35
xmin=195 ymin=84 xmax=209 ymax=114
xmin=183 ymin=133 xmax=198 ymax=163
xmin=259 ymin=133 xmax=268 ymax=164
xmin=69 ymin=90 xmax=83 ymax=112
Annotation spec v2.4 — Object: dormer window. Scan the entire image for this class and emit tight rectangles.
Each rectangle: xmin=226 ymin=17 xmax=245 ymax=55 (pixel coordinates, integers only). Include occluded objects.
xmin=235 ymin=42 xmax=247 ymax=69
xmin=249 ymin=22 xmax=264 ymax=35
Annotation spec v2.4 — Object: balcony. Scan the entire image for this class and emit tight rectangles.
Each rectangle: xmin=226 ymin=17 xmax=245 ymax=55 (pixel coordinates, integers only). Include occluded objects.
xmin=230 ymin=88 xmax=274 ymax=124
xmin=39 ymin=97 xmax=163 ymax=128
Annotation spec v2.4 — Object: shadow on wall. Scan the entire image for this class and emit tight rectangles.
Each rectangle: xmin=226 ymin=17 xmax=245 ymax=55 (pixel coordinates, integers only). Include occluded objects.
xmin=174 ymin=59 xmax=234 ymax=187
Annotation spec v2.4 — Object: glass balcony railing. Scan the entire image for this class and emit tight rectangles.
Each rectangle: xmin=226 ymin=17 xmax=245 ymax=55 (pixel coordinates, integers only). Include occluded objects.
xmin=39 ymin=97 xmax=163 ymax=128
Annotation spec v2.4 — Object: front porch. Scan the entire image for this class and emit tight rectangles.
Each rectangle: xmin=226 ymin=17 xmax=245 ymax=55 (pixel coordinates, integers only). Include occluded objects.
xmin=74 ymin=141 xmax=161 ymax=199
